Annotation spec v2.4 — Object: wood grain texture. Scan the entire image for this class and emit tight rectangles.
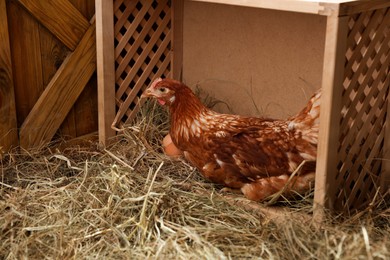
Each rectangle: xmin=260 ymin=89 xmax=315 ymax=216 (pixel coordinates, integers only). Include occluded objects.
xmin=17 ymin=0 xmax=89 ymax=50
xmin=38 ymin=23 xmax=77 ymax=138
xmin=20 ymin=22 xmax=96 ymax=148
xmin=339 ymin=0 xmax=390 ymax=16
xmin=59 ymin=79 xmax=98 ymax=139
xmin=60 ymin=0 xmax=97 ymax=138
xmin=7 ymin=2 xmax=44 ymax=126
xmin=313 ymin=15 xmax=349 ymax=219
xmin=39 ymin=26 xmax=69 ymax=88
xmin=70 ymin=75 xmax=97 ymax=137
xmin=0 ymin=0 xmax=18 ymax=151
xmin=68 ymin=0 xmax=95 ymax=20
xmin=96 ymin=0 xmax=116 ymax=145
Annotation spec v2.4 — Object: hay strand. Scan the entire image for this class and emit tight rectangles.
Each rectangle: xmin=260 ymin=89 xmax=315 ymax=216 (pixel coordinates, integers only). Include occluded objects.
xmin=1 ymin=101 xmax=389 ymax=259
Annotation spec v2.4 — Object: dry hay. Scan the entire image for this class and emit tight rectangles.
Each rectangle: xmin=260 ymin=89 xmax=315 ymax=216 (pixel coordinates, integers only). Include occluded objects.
xmin=1 ymin=102 xmax=390 ymax=259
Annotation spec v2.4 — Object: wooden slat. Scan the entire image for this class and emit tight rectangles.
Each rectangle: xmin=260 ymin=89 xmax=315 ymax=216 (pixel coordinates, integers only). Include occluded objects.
xmin=115 ymin=1 xmax=168 ymax=81
xmin=0 ymin=0 xmax=18 ymax=152
xmin=122 ymin=46 xmax=171 ymax=125
xmin=338 ymin=108 xmax=387 ymax=191
xmin=189 ymin=0 xmax=335 ymax=16
xmin=339 ymin=62 xmax=390 ymax=166
xmin=345 ymin=10 xmax=375 ymax=56
xmin=339 ymin=0 xmax=390 ymax=16
xmin=113 ymin=30 xmax=172 ymax=125
xmin=7 ymin=1 xmax=44 ymax=126
xmin=313 ymin=15 xmax=349 ymax=220
xmin=336 ymin=7 xmax=390 ymax=210
xmin=344 ymin=10 xmax=390 ymax=82
xmin=38 ymin=21 xmax=79 ymax=138
xmin=70 ymin=78 xmax=98 ymax=137
xmin=19 ymin=22 xmax=96 ymax=149
xmin=68 ymin=0 xmax=95 ymax=20
xmin=39 ymin=28 xmax=68 ymax=87
xmin=116 ymin=9 xmax=171 ymax=99
xmin=342 ymin=100 xmax=387 ymax=189
xmin=114 ymin=0 xmax=136 ymax=36
xmin=115 ymin=1 xmax=153 ymax=59
xmin=115 ymin=0 xmax=167 ymax=81
xmin=346 ymin=107 xmax=387 ymax=208
xmin=171 ymin=0 xmax=184 ymax=80
xmin=17 ymin=0 xmax=89 ymax=50
xmin=111 ymin=1 xmax=174 ymax=128
xmin=96 ymin=0 xmax=116 ymax=146
xmin=60 ymin=81 xmax=98 ymax=139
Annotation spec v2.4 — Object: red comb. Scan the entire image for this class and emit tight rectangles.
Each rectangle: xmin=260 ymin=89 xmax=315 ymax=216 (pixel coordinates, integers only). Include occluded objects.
xmin=151 ymin=78 xmax=162 ymax=88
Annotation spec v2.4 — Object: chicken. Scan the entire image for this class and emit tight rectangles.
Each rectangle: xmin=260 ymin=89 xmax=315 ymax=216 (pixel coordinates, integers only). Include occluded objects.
xmin=141 ymin=78 xmax=321 ymax=201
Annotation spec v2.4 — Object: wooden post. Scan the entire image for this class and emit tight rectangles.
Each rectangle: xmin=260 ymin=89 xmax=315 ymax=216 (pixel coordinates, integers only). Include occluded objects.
xmin=313 ymin=14 xmax=349 ymax=220
xmin=171 ymin=0 xmax=184 ymax=80
xmin=0 ymin=0 xmax=18 ymax=153
xmin=95 ymin=0 xmax=116 ymax=146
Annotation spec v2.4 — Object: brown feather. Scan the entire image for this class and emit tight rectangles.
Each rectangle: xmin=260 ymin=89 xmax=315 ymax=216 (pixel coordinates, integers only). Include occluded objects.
xmin=143 ymin=79 xmax=320 ymax=201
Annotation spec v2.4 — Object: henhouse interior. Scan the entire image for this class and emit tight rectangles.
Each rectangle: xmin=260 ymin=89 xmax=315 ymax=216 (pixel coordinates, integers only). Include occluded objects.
xmin=99 ymin=0 xmax=390 ymax=214
xmin=0 ymin=0 xmax=390 ymax=258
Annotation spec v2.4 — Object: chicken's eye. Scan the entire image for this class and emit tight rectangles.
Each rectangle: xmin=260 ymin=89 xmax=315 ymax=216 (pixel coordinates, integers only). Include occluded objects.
xmin=159 ymin=87 xmax=167 ymax=93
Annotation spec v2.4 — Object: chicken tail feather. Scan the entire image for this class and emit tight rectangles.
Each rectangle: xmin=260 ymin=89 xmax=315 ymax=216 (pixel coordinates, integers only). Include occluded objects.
xmin=289 ymin=90 xmax=321 ymax=130
xmin=240 ymin=172 xmax=315 ymax=201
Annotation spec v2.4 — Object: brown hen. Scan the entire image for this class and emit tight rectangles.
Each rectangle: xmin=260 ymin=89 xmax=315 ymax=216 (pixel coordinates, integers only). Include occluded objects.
xmin=142 ymin=78 xmax=321 ymax=201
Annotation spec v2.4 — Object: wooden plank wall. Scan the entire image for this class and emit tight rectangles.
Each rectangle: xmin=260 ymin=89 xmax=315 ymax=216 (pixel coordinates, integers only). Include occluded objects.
xmin=0 ymin=0 xmax=18 ymax=153
xmin=0 ymin=0 xmax=97 ymax=150
xmin=61 ymin=0 xmax=98 ymax=139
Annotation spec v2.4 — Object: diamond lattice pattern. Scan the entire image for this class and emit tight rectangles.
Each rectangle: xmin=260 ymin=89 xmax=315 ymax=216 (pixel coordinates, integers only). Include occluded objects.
xmin=112 ymin=0 xmax=172 ymax=128
xmin=336 ymin=7 xmax=390 ymax=211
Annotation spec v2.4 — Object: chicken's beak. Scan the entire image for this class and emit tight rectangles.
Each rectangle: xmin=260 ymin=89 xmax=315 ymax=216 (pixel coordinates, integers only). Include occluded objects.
xmin=141 ymin=88 xmax=153 ymax=99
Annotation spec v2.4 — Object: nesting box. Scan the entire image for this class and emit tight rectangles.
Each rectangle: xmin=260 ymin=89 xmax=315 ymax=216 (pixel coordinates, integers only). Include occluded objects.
xmin=95 ymin=0 xmax=390 ymax=215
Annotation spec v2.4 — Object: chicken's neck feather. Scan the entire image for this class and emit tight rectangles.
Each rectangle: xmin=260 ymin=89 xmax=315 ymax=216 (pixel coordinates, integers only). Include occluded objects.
xmin=168 ymin=89 xmax=213 ymax=143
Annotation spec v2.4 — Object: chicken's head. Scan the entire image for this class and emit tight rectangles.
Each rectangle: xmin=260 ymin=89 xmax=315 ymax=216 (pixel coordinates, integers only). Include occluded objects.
xmin=141 ymin=78 xmax=181 ymax=106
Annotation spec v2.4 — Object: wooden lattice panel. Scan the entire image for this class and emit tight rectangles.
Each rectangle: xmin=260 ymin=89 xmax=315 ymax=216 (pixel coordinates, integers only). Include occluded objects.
xmin=112 ymin=0 xmax=172 ymax=128
xmin=336 ymin=7 xmax=390 ymax=211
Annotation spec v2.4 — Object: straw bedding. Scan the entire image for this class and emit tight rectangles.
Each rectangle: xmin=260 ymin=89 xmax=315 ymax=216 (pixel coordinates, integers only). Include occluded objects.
xmin=1 ymin=102 xmax=389 ymax=259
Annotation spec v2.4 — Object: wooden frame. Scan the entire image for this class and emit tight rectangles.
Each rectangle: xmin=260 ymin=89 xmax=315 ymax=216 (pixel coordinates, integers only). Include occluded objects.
xmin=96 ymin=0 xmax=116 ymax=146
xmin=95 ymin=0 xmax=390 ymax=216
xmin=313 ymin=14 xmax=349 ymax=216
